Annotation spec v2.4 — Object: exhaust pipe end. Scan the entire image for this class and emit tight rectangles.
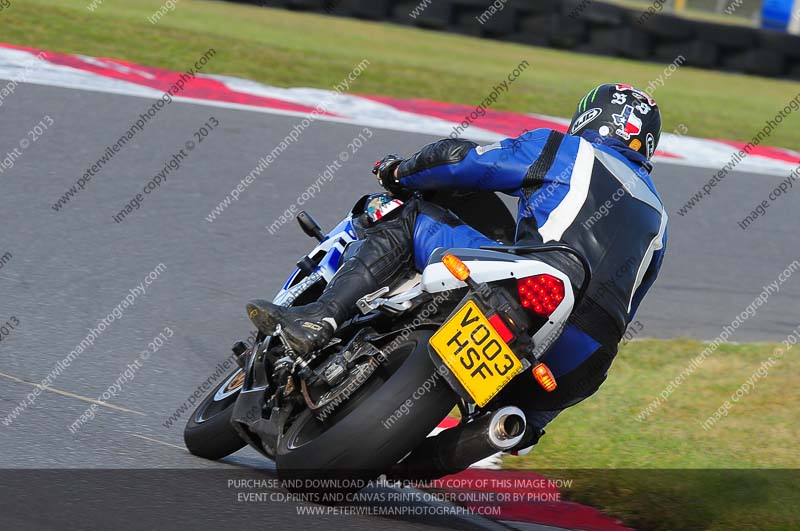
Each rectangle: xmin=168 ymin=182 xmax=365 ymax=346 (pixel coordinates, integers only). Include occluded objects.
xmin=488 ymin=406 xmax=526 ymax=450
xmin=389 ymin=406 xmax=527 ymax=481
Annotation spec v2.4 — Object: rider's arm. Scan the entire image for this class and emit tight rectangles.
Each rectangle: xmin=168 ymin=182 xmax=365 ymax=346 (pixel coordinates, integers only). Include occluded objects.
xmin=628 ymin=228 xmax=667 ymax=320
xmin=395 ymin=130 xmax=552 ymax=193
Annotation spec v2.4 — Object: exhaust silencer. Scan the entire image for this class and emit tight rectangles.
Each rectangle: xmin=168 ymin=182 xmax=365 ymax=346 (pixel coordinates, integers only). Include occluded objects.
xmin=391 ymin=406 xmax=527 ymax=480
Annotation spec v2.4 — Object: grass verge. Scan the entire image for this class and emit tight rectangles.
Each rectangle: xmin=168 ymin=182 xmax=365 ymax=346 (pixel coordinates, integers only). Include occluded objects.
xmin=505 ymin=339 xmax=799 ymax=530
xmin=3 ymin=0 xmax=800 ymax=148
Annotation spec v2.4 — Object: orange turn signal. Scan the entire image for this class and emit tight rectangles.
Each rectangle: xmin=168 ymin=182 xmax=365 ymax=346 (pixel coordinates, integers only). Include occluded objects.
xmin=442 ymin=253 xmax=471 ymax=281
xmin=532 ymin=363 xmax=557 ymax=392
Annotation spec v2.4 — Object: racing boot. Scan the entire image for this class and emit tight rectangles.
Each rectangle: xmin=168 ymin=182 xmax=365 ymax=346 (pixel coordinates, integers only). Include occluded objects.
xmin=247 ymin=197 xmax=416 ymax=355
xmin=247 ymin=257 xmax=381 ymax=354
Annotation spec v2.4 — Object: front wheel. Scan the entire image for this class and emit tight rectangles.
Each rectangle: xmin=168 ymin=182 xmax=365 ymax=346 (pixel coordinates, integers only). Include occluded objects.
xmin=184 ymin=367 xmax=247 ymax=460
xmin=275 ymin=330 xmax=457 ymax=483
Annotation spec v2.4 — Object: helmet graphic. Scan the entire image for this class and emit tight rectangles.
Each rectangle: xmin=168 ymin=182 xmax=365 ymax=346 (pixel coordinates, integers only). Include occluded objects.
xmin=568 ymin=83 xmax=662 ymax=160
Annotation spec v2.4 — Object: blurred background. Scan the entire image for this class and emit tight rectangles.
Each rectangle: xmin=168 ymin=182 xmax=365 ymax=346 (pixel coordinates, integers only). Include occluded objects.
xmin=225 ymin=0 xmax=800 ymax=78
xmin=604 ymin=0 xmax=763 ymax=24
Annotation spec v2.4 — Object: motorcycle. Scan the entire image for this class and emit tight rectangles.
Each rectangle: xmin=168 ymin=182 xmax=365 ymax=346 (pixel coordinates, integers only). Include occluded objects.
xmin=184 ymin=191 xmax=590 ymax=487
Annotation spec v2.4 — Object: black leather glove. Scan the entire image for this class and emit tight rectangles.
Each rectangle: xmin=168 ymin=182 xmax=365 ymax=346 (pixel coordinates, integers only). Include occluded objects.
xmin=372 ymin=154 xmax=404 ymax=195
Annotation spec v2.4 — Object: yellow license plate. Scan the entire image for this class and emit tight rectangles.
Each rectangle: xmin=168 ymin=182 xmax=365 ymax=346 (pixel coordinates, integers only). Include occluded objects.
xmin=429 ymin=300 xmax=523 ymax=407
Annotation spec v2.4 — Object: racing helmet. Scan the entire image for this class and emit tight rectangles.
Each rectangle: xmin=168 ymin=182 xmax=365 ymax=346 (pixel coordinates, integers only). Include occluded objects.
xmin=568 ymin=83 xmax=662 ymax=160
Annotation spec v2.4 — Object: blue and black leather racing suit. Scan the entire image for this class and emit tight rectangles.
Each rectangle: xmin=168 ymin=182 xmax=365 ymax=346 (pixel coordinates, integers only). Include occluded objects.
xmin=357 ymin=127 xmax=667 ymax=420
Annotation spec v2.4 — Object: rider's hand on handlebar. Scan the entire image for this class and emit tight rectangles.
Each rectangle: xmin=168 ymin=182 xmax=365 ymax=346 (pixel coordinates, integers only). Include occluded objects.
xmin=372 ymin=154 xmax=405 ymax=195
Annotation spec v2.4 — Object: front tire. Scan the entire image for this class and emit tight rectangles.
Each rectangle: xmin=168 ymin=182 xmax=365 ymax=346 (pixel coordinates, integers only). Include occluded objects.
xmin=275 ymin=330 xmax=457 ymax=483
xmin=184 ymin=368 xmax=247 ymax=460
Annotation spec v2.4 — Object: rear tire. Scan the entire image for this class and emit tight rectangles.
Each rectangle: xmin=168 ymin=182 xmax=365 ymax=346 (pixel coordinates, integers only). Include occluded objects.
xmin=275 ymin=330 xmax=457 ymax=486
xmin=184 ymin=368 xmax=247 ymax=460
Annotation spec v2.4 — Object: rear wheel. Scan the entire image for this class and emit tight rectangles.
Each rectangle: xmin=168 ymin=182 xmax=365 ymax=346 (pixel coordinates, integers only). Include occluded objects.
xmin=275 ymin=330 xmax=457 ymax=486
xmin=183 ymin=367 xmax=247 ymax=460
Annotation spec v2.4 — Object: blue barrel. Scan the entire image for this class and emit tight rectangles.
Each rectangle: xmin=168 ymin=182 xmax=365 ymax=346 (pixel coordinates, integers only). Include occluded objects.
xmin=762 ymin=0 xmax=796 ymax=31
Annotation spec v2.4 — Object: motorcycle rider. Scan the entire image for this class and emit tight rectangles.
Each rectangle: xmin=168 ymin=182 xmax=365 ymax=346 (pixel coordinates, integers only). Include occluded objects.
xmin=248 ymin=83 xmax=667 ymax=454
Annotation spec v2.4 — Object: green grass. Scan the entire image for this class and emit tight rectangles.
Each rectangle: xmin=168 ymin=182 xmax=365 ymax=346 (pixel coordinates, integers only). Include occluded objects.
xmin=505 ymin=339 xmax=800 ymax=530
xmin=551 ymin=469 xmax=799 ymax=531
xmin=3 ymin=0 xmax=800 ymax=149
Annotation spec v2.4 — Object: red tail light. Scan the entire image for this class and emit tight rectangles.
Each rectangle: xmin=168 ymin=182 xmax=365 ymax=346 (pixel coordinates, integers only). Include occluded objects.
xmin=517 ymin=274 xmax=565 ymax=316
xmin=488 ymin=313 xmax=515 ymax=344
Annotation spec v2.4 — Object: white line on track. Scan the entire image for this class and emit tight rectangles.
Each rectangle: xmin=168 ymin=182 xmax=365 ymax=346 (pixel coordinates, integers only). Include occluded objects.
xmin=131 ymin=433 xmax=186 ymax=451
xmin=0 ymin=370 xmax=146 ymax=416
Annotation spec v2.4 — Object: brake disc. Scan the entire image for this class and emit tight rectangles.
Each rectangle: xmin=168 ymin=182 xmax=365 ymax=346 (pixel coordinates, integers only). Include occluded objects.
xmin=301 ymin=358 xmax=380 ymax=420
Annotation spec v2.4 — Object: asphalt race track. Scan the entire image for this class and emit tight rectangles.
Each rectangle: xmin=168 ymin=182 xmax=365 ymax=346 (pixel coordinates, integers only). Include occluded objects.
xmin=0 ymin=83 xmax=798 ymax=528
